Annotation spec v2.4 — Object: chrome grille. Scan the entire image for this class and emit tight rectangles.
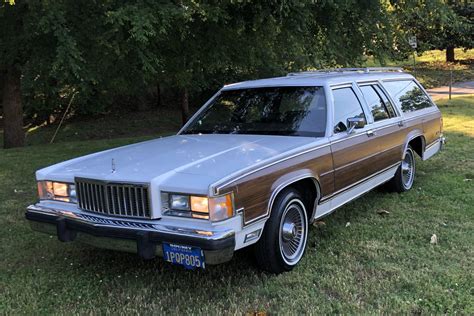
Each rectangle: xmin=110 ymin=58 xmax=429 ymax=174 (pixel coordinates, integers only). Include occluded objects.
xmin=76 ymin=178 xmax=151 ymax=218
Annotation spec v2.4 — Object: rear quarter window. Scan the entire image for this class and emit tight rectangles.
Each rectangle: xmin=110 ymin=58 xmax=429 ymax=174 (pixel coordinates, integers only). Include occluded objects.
xmin=383 ymin=80 xmax=433 ymax=113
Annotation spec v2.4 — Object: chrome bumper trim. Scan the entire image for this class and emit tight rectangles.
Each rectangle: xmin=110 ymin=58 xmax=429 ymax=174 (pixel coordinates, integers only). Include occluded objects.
xmin=26 ymin=204 xmax=235 ymax=264
xmin=27 ymin=204 xmax=234 ymax=242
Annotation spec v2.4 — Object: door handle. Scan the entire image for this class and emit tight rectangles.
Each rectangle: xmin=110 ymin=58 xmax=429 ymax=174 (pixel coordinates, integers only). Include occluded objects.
xmin=398 ymin=120 xmax=405 ymax=127
xmin=366 ymin=130 xmax=376 ymax=137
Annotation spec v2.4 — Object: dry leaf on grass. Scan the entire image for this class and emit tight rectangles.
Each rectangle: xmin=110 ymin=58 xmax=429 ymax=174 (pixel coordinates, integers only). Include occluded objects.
xmin=430 ymin=234 xmax=438 ymax=245
xmin=376 ymin=209 xmax=390 ymax=215
xmin=313 ymin=221 xmax=326 ymax=227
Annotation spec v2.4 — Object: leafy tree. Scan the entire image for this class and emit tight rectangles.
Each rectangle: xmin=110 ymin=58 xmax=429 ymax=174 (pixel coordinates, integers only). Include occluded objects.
xmin=1 ymin=1 xmax=177 ymax=147
xmin=391 ymin=0 xmax=473 ymax=62
xmin=1 ymin=0 xmax=402 ymax=147
xmin=443 ymin=0 xmax=473 ymax=61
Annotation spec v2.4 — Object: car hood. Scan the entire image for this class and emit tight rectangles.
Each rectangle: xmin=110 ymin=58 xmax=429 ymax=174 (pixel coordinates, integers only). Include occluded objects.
xmin=37 ymin=134 xmax=316 ymax=193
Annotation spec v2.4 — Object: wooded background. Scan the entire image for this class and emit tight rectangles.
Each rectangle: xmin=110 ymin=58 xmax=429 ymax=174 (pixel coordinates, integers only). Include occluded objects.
xmin=1 ymin=0 xmax=473 ymax=148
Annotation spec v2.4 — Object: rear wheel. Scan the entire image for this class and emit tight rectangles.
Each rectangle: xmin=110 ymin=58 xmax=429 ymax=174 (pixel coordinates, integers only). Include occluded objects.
xmin=389 ymin=146 xmax=416 ymax=192
xmin=254 ymin=188 xmax=308 ymax=274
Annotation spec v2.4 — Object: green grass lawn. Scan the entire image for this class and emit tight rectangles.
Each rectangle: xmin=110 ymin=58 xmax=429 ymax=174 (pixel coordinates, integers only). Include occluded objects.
xmin=0 ymin=107 xmax=182 ymax=149
xmin=1 ymin=97 xmax=473 ymax=314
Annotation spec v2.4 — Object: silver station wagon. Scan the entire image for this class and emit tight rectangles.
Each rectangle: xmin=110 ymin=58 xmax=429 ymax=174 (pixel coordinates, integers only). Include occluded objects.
xmin=26 ymin=67 xmax=444 ymax=273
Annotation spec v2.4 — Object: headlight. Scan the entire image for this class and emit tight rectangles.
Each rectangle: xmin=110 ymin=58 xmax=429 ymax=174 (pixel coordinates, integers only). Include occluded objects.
xmin=170 ymin=194 xmax=190 ymax=210
xmin=163 ymin=193 xmax=234 ymax=221
xmin=37 ymin=181 xmax=77 ymax=203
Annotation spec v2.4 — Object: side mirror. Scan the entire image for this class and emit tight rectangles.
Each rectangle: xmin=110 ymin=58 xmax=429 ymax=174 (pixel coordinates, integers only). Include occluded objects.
xmin=346 ymin=117 xmax=366 ymax=134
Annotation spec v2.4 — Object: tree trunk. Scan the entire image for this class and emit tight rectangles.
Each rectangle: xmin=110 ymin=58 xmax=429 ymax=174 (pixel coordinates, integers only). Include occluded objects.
xmin=2 ymin=66 xmax=24 ymax=148
xmin=137 ymin=94 xmax=149 ymax=112
xmin=156 ymin=82 xmax=161 ymax=108
xmin=180 ymin=87 xmax=189 ymax=126
xmin=446 ymin=46 xmax=455 ymax=62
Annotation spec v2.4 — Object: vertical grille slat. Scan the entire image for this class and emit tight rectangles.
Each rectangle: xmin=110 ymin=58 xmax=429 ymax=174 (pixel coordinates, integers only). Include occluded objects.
xmin=144 ymin=189 xmax=150 ymax=217
xmin=134 ymin=187 xmax=140 ymax=217
xmin=80 ymin=182 xmax=86 ymax=209
xmin=118 ymin=187 xmax=124 ymax=216
xmin=108 ymin=186 xmax=115 ymax=215
xmin=97 ymin=184 xmax=104 ymax=213
xmin=91 ymin=183 xmax=97 ymax=212
xmin=100 ymin=185 xmax=107 ymax=213
xmin=140 ymin=188 xmax=146 ymax=217
xmin=75 ymin=179 xmax=151 ymax=219
xmin=85 ymin=183 xmax=91 ymax=211
xmin=77 ymin=182 xmax=84 ymax=209
xmin=111 ymin=186 xmax=117 ymax=215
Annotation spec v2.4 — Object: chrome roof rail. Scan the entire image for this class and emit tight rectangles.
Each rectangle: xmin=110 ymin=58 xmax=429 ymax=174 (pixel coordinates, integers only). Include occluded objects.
xmin=287 ymin=67 xmax=404 ymax=76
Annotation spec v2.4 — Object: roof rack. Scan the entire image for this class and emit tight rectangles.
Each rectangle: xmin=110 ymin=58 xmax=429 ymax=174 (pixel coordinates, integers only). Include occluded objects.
xmin=287 ymin=67 xmax=404 ymax=76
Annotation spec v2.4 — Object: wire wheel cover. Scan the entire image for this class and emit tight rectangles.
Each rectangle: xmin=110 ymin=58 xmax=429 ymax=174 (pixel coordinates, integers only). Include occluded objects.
xmin=279 ymin=200 xmax=307 ymax=265
xmin=401 ymin=150 xmax=415 ymax=188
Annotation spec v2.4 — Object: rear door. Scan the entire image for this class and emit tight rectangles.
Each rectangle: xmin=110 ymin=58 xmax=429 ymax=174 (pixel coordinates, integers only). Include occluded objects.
xmin=356 ymin=81 xmax=406 ymax=171
xmin=329 ymin=84 xmax=381 ymax=192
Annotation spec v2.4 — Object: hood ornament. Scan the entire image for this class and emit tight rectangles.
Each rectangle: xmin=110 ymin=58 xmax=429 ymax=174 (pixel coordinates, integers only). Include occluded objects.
xmin=111 ymin=158 xmax=116 ymax=173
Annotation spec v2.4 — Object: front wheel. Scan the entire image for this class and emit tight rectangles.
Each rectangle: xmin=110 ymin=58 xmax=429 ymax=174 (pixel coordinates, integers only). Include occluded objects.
xmin=389 ymin=146 xmax=416 ymax=193
xmin=254 ymin=188 xmax=308 ymax=274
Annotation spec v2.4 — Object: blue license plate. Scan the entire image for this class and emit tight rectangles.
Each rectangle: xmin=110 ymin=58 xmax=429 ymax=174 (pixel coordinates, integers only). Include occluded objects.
xmin=162 ymin=243 xmax=205 ymax=269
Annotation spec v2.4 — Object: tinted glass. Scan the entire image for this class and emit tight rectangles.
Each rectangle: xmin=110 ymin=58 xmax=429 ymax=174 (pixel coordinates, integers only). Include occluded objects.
xmin=383 ymin=80 xmax=433 ymax=113
xmin=182 ymin=87 xmax=327 ymax=137
xmin=360 ymin=85 xmax=390 ymax=122
xmin=373 ymin=85 xmax=397 ymax=117
xmin=332 ymin=87 xmax=366 ymax=133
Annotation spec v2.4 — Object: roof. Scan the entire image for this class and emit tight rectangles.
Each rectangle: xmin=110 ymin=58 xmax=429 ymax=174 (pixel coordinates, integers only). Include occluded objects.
xmin=222 ymin=68 xmax=415 ymax=90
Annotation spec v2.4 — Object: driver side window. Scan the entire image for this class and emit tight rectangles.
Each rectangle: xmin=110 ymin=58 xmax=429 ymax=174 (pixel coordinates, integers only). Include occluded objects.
xmin=332 ymin=87 xmax=366 ymax=133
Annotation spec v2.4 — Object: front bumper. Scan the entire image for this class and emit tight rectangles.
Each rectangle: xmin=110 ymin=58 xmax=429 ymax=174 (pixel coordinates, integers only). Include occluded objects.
xmin=25 ymin=204 xmax=235 ymax=264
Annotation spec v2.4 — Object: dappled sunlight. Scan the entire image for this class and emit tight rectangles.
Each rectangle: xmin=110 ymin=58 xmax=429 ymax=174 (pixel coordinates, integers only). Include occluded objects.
xmin=438 ymin=96 xmax=474 ymax=136
xmin=417 ymin=49 xmax=474 ymax=63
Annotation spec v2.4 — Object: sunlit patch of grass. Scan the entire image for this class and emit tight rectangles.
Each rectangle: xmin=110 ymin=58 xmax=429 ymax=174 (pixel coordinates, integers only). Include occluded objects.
xmin=437 ymin=96 xmax=474 ymax=136
xmin=0 ymin=98 xmax=473 ymax=314
xmin=365 ymin=48 xmax=474 ymax=66
xmin=417 ymin=49 xmax=474 ymax=63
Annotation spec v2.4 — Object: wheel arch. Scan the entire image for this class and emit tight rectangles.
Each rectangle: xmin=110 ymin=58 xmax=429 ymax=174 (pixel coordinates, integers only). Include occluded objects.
xmin=403 ymin=131 xmax=426 ymax=159
xmin=267 ymin=172 xmax=321 ymax=224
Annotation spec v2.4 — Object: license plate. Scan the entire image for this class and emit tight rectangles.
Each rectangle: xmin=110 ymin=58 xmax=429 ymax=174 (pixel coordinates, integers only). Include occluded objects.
xmin=162 ymin=243 xmax=205 ymax=269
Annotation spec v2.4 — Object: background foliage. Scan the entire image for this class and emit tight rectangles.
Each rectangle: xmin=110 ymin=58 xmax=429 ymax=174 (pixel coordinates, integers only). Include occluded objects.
xmin=0 ymin=0 xmax=473 ymax=147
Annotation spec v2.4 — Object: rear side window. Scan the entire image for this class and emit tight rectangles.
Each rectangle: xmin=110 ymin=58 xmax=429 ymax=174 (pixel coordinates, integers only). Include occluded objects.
xmin=383 ymin=80 xmax=433 ymax=113
xmin=360 ymin=85 xmax=391 ymax=122
xmin=332 ymin=87 xmax=366 ymax=133
xmin=373 ymin=85 xmax=397 ymax=117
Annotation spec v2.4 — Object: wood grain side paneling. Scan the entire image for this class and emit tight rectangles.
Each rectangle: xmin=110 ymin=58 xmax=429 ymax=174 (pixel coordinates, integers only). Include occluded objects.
xmin=219 ymin=145 xmax=334 ymax=224
xmin=422 ymin=111 xmax=442 ymax=145
xmin=216 ymin=112 xmax=439 ymax=226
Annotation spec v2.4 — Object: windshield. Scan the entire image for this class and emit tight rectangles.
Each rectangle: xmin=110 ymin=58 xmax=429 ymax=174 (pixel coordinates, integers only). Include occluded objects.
xmin=182 ymin=86 xmax=327 ymax=137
